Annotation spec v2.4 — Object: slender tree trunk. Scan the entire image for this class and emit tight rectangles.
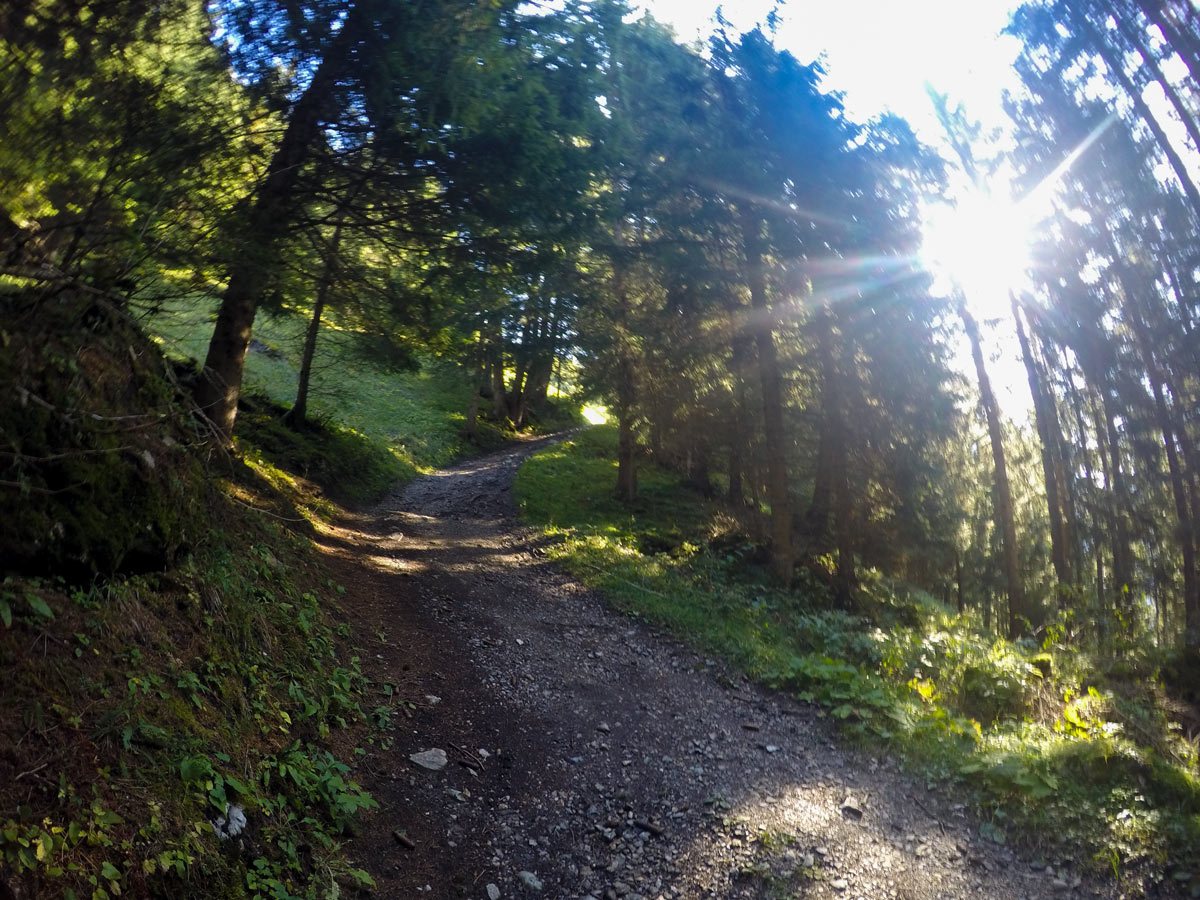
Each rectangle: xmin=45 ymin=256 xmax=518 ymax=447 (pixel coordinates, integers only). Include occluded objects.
xmin=1072 ymin=6 xmax=1200 ymax=222
xmin=804 ymin=304 xmax=838 ymax=551
xmin=1154 ymin=375 xmax=1198 ymax=641
xmin=1063 ymin=376 xmax=1104 ymax=642
xmin=490 ymin=317 xmax=507 ymax=420
xmin=1013 ymin=297 xmax=1071 ymax=589
xmin=509 ymin=312 xmax=534 ymax=425
xmin=195 ymin=14 xmax=361 ymax=440
xmin=832 ymin=428 xmax=856 ymax=606
xmin=613 ymin=225 xmax=638 ymax=503
xmin=1119 ymin=264 xmax=1200 ymax=644
xmin=288 ymin=282 xmax=327 ymax=430
xmin=465 ymin=332 xmax=484 ymax=439
xmin=740 ymin=209 xmax=793 ymax=586
xmin=726 ymin=334 xmax=754 ymax=507
xmin=286 ymin=218 xmax=347 ymax=430
xmin=960 ymin=301 xmax=1028 ymax=637
xmin=1110 ymin=8 xmax=1200 ymax=160
xmin=1099 ymin=388 xmax=1135 ymax=608
xmin=955 ymin=546 xmax=966 ymax=615
xmin=525 ymin=297 xmax=561 ymax=409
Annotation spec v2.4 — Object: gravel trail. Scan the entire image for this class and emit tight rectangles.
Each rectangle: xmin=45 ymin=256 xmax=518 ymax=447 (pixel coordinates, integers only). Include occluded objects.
xmin=317 ymin=436 xmax=1120 ymax=900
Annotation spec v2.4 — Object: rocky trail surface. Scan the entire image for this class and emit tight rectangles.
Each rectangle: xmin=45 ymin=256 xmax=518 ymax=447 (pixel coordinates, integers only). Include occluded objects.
xmin=315 ymin=435 xmax=1119 ymax=900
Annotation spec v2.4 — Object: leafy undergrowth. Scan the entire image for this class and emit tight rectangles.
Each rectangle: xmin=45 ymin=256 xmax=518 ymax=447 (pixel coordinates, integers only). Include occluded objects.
xmin=516 ymin=426 xmax=1200 ymax=896
xmin=0 ymin=288 xmax=404 ymax=899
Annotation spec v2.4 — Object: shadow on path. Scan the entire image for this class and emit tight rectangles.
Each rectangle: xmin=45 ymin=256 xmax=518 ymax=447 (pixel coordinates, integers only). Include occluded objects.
xmin=317 ymin=434 xmax=1110 ymax=900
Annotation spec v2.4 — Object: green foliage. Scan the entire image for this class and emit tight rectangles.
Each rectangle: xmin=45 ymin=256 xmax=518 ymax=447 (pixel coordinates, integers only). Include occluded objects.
xmin=0 ymin=514 xmax=381 ymax=899
xmin=518 ymin=426 xmax=1200 ymax=890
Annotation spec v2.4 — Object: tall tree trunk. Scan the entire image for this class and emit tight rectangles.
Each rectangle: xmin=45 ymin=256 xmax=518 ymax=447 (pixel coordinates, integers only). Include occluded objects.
xmin=1129 ymin=319 xmax=1199 ymax=645
xmin=287 ymin=279 xmax=328 ymax=430
xmin=490 ymin=316 xmax=508 ymax=420
xmin=1013 ymin=297 xmax=1072 ymax=589
xmin=804 ymin=304 xmax=838 ymax=551
xmin=1065 ymin=377 xmax=1105 ymax=641
xmin=1099 ymin=388 xmax=1136 ymax=608
xmin=740 ymin=209 xmax=793 ymax=586
xmin=726 ymin=334 xmax=754 ymax=507
xmin=954 ymin=546 xmax=966 ymax=615
xmin=195 ymin=15 xmax=361 ymax=440
xmin=1153 ymin=374 xmax=1198 ymax=642
xmin=1071 ymin=5 xmax=1200 ymax=222
xmin=831 ymin=426 xmax=856 ymax=606
xmin=613 ymin=225 xmax=638 ymax=503
xmin=960 ymin=301 xmax=1028 ymax=638
xmin=465 ymin=332 xmax=484 ymax=439
xmin=525 ymin=297 xmax=562 ymax=410
xmin=508 ymin=312 xmax=535 ymax=425
xmin=1117 ymin=259 xmax=1200 ymax=644
xmin=1111 ymin=8 xmax=1200 ymax=161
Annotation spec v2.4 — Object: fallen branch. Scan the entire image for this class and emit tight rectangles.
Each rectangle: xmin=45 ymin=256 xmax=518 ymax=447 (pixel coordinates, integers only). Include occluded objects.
xmin=392 ymin=829 xmax=416 ymax=849
xmin=633 ymin=818 xmax=664 ymax=837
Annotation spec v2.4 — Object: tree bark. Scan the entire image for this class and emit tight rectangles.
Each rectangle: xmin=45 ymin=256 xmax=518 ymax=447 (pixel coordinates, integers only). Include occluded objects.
xmin=1013 ymin=297 xmax=1072 ymax=589
xmin=960 ymin=301 xmax=1028 ymax=638
xmin=740 ymin=209 xmax=793 ymax=586
xmin=195 ymin=13 xmax=361 ymax=440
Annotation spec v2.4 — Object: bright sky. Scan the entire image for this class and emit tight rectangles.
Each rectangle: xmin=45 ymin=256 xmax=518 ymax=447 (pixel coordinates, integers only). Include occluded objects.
xmin=638 ymin=0 xmax=1023 ymax=138
xmin=640 ymin=0 xmax=1037 ymax=418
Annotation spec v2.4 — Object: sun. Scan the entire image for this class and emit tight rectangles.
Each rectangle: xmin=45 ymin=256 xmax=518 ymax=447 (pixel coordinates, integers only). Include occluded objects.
xmin=920 ymin=189 xmax=1034 ymax=318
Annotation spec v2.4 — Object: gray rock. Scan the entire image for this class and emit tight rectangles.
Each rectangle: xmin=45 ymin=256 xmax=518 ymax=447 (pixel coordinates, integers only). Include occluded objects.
xmin=409 ymin=748 xmax=448 ymax=771
xmin=517 ymin=870 xmax=543 ymax=891
xmin=486 ymin=884 xmax=501 ymax=900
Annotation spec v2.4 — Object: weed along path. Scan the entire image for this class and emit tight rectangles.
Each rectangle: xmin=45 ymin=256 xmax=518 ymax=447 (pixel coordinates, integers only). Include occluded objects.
xmin=317 ymin=437 xmax=1115 ymax=900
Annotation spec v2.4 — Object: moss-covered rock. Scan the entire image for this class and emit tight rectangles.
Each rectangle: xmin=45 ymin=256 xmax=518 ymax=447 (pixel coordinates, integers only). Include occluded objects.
xmin=0 ymin=288 xmax=206 ymax=578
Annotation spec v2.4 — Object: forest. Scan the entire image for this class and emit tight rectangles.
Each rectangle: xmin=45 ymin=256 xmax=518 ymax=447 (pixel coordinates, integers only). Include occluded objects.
xmin=2 ymin=0 xmax=1200 ymax=898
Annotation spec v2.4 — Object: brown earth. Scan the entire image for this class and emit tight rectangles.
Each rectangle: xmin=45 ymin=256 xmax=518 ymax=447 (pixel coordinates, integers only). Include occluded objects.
xmin=315 ymin=436 xmax=1131 ymax=900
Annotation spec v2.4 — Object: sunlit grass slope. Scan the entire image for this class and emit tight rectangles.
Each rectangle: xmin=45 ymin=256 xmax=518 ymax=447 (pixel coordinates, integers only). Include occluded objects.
xmin=516 ymin=426 xmax=1200 ymax=892
xmin=143 ymin=296 xmax=509 ymax=493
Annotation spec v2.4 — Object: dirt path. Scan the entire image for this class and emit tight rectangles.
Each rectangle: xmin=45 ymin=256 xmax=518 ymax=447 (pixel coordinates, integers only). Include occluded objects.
xmin=316 ymin=436 xmax=1116 ymax=900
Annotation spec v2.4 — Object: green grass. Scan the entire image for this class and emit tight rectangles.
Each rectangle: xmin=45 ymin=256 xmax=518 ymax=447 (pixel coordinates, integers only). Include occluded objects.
xmin=141 ymin=295 xmax=514 ymax=495
xmin=516 ymin=425 xmax=1200 ymax=894
xmin=235 ymin=391 xmax=410 ymax=505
